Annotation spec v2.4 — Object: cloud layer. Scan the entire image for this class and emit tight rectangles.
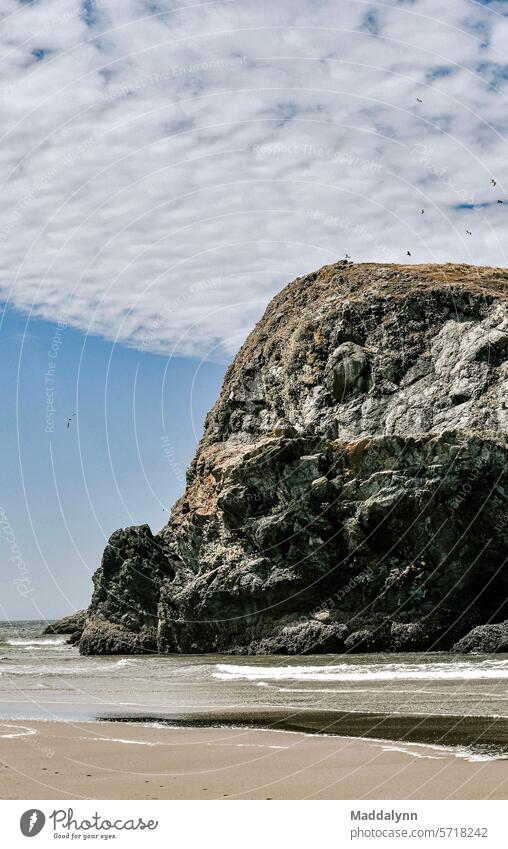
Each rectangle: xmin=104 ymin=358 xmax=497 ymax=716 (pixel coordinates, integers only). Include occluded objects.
xmin=1 ymin=0 xmax=507 ymax=358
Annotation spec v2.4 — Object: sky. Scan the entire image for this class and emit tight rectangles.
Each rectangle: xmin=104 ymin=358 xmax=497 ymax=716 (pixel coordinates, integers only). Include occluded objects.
xmin=0 ymin=304 xmax=224 ymax=619
xmin=0 ymin=0 xmax=507 ymax=618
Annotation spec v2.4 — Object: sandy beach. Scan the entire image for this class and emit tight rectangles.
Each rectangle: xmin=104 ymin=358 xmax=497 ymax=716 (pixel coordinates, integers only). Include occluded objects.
xmin=1 ymin=627 xmax=507 ymax=800
xmin=0 ymin=719 xmax=506 ymax=800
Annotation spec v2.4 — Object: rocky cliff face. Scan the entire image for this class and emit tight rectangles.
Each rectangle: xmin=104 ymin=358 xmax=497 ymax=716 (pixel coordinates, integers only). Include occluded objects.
xmin=78 ymin=262 xmax=508 ymax=655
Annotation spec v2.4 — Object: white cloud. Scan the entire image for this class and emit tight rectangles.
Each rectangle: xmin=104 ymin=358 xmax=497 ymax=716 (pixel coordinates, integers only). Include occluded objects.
xmin=0 ymin=0 xmax=507 ymax=358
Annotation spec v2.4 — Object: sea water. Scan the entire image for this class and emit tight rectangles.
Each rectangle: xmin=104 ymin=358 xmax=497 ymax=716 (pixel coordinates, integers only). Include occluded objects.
xmin=0 ymin=620 xmax=507 ymax=759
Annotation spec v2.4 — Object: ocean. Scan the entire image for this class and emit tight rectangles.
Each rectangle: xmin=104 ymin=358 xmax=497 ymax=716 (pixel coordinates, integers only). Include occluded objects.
xmin=1 ymin=620 xmax=507 ymax=761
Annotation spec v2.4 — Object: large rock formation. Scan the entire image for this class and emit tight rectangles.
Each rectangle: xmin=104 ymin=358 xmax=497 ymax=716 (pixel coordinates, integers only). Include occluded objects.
xmin=78 ymin=262 xmax=508 ymax=655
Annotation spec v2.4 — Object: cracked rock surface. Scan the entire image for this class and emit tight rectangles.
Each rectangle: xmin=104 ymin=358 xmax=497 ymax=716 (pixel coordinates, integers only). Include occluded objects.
xmin=76 ymin=262 xmax=508 ymax=655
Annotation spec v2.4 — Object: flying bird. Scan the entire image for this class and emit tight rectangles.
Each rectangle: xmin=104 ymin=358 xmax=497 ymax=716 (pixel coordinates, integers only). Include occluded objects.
xmin=416 ymin=97 xmax=423 ymax=103
xmin=344 ymin=253 xmax=351 ymax=259
xmin=67 ymin=413 xmax=76 ymax=428
xmin=491 ymin=179 xmax=497 ymax=187
xmin=421 ymin=209 xmax=425 ymax=214
xmin=466 ymin=230 xmax=472 ymax=235
xmin=498 ymin=199 xmax=504 ymax=204
xmin=406 ymin=251 xmax=412 ymax=256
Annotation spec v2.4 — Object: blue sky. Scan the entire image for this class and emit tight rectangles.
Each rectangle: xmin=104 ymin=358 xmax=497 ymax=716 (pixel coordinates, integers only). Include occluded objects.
xmin=0 ymin=304 xmax=224 ymax=618
xmin=0 ymin=0 xmax=507 ymax=617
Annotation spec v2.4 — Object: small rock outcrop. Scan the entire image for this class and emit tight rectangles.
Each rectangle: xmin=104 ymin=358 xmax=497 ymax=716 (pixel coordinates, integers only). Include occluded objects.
xmin=43 ymin=609 xmax=87 ymax=636
xmin=79 ymin=524 xmax=174 ymax=653
xmin=453 ymin=621 xmax=508 ymax=653
xmin=78 ymin=262 xmax=508 ymax=655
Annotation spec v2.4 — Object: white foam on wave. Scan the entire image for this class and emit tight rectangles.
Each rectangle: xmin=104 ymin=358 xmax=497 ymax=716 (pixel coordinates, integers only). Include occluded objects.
xmin=453 ymin=747 xmax=505 ymax=762
xmin=381 ymin=743 xmax=446 ymax=760
xmin=0 ymin=723 xmax=38 ymax=739
xmin=1 ymin=665 xmax=97 ymax=676
xmin=6 ymin=638 xmax=67 ymax=647
xmin=207 ymin=742 xmax=289 ymax=750
xmin=86 ymin=736 xmax=163 ymax=746
xmin=382 ymin=740 xmax=507 ymax=763
xmin=1 ymin=657 xmax=135 ymax=677
xmin=73 ymin=734 xmax=288 ymax=750
xmin=215 ymin=659 xmax=508 ymax=683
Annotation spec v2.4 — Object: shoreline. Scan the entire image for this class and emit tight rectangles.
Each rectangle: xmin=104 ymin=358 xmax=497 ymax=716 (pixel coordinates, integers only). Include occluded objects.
xmin=100 ymin=708 xmax=508 ymax=752
xmin=0 ymin=719 xmax=507 ymax=800
xmin=2 ymin=705 xmax=506 ymax=759
xmin=5 ymin=712 xmax=508 ymax=762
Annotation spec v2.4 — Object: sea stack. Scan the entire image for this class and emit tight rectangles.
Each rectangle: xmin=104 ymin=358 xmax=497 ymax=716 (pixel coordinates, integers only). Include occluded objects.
xmin=78 ymin=262 xmax=508 ymax=655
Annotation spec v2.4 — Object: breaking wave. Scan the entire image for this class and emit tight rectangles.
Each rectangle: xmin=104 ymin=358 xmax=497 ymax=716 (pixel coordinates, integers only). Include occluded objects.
xmin=5 ymin=638 xmax=67 ymax=647
xmin=214 ymin=659 xmax=508 ymax=683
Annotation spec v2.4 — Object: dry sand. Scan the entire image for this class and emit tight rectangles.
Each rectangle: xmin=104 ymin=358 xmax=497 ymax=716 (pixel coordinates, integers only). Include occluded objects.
xmin=0 ymin=720 xmax=506 ymax=800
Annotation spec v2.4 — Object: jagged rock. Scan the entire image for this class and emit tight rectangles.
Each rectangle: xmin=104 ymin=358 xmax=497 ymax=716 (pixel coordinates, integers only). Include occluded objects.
xmin=452 ymin=621 xmax=508 ymax=654
xmin=156 ymin=428 xmax=508 ymax=653
xmin=80 ymin=262 xmax=508 ymax=655
xmin=67 ymin=631 xmax=82 ymax=646
xmin=389 ymin=612 xmax=481 ymax=652
xmin=79 ymin=617 xmax=157 ymax=654
xmin=325 ymin=342 xmax=370 ymax=400
xmin=246 ymin=621 xmax=350 ymax=655
xmin=43 ymin=610 xmax=87 ymax=636
xmin=79 ymin=524 xmax=173 ymax=654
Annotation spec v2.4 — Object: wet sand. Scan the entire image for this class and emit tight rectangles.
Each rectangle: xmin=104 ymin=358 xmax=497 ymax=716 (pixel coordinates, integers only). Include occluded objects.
xmin=0 ymin=719 xmax=506 ymax=800
xmin=99 ymin=708 xmax=508 ymax=754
